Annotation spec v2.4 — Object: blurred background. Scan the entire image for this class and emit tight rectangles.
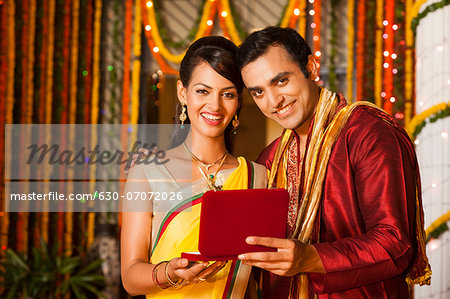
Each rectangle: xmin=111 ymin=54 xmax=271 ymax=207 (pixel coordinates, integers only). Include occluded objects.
xmin=0 ymin=0 xmax=449 ymax=298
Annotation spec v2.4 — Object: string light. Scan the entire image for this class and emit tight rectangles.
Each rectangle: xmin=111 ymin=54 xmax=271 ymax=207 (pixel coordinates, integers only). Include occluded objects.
xmin=383 ymin=20 xmax=389 ymax=26
xmin=221 ymin=11 xmax=228 ymax=17
xmin=157 ymin=69 xmax=163 ymax=76
xmin=391 ymin=53 xmax=397 ymax=59
xmin=145 ymin=25 xmax=151 ymax=31
xmin=418 ymin=101 xmax=424 ymax=106
xmin=447 ymin=79 xmax=450 ymax=85
xmin=206 ymin=20 xmax=213 ymax=26
xmin=383 ymin=62 xmax=389 ymax=68
xmin=146 ymin=1 xmax=153 ymax=8
xmin=390 ymin=96 xmax=396 ymax=103
xmin=437 ymin=45 xmax=444 ymax=52
xmin=428 ymin=238 xmax=440 ymax=253
xmin=441 ymin=130 xmax=448 ymax=139
xmin=431 ymin=182 xmax=437 ymax=189
xmin=313 ymin=35 xmax=319 ymax=41
xmin=311 ymin=22 xmax=316 ymax=29
xmin=315 ymin=51 xmax=321 ymax=57
xmin=153 ymin=47 xmax=159 ymax=53
xmin=381 ymin=91 xmax=386 ymax=97
xmin=383 ymin=51 xmax=390 ymax=57
xmin=392 ymin=24 xmax=398 ymax=30
xmin=414 ymin=139 xmax=420 ymax=145
xmin=395 ymin=112 xmax=404 ymax=119
xmin=294 ymin=8 xmax=300 ymax=16
xmin=392 ymin=68 xmax=398 ymax=74
xmin=383 ymin=33 xmax=388 ymax=39
xmin=309 ymin=10 xmax=315 ymax=16
xmin=308 ymin=0 xmax=314 ymax=3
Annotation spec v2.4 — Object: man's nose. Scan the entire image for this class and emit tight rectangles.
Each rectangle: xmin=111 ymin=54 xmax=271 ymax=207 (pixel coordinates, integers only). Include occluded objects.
xmin=267 ymin=90 xmax=284 ymax=109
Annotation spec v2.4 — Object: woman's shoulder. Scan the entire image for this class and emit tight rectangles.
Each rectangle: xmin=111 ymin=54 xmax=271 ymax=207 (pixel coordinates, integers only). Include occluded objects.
xmin=237 ymin=157 xmax=268 ymax=188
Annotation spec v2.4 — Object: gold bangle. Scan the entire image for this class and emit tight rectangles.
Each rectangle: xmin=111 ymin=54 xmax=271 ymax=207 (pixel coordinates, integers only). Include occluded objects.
xmin=165 ymin=261 xmax=184 ymax=287
xmin=152 ymin=261 xmax=170 ymax=289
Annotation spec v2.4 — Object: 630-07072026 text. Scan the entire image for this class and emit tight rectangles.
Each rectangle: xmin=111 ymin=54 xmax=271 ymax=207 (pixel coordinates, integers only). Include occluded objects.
xmin=9 ymin=191 xmax=184 ymax=201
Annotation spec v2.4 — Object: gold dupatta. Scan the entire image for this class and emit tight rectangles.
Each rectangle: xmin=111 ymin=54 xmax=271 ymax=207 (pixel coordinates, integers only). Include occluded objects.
xmin=147 ymin=157 xmax=253 ymax=299
xmin=268 ymin=88 xmax=431 ymax=298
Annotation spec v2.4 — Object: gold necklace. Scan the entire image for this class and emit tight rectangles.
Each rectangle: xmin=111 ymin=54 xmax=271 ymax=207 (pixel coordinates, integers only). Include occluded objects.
xmin=183 ymin=143 xmax=228 ymax=190
xmin=183 ymin=143 xmax=228 ymax=170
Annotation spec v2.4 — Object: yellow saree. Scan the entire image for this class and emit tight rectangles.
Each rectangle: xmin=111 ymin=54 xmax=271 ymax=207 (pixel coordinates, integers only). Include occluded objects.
xmin=147 ymin=157 xmax=256 ymax=299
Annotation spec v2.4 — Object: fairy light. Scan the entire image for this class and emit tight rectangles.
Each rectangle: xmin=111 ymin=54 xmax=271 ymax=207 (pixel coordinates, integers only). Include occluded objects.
xmin=206 ymin=20 xmax=213 ymax=26
xmin=383 ymin=33 xmax=388 ymax=39
xmin=392 ymin=24 xmax=398 ymax=30
xmin=414 ymin=139 xmax=420 ymax=145
xmin=309 ymin=10 xmax=315 ymax=16
xmin=145 ymin=25 xmax=151 ymax=31
xmin=315 ymin=51 xmax=321 ymax=57
xmin=311 ymin=22 xmax=316 ymax=29
xmin=294 ymin=8 xmax=300 ymax=16
xmin=313 ymin=35 xmax=319 ymax=42
xmin=384 ymin=51 xmax=390 ymax=57
xmin=383 ymin=20 xmax=389 ymax=26
xmin=383 ymin=62 xmax=389 ymax=68
xmin=146 ymin=1 xmax=153 ymax=8
xmin=153 ymin=47 xmax=159 ymax=53
xmin=221 ymin=11 xmax=228 ymax=17
xmin=308 ymin=0 xmax=314 ymax=3
xmin=442 ymin=130 xmax=448 ymax=139
xmin=395 ymin=112 xmax=404 ymax=119
xmin=157 ymin=69 xmax=163 ymax=76
xmin=431 ymin=182 xmax=437 ymax=189
xmin=447 ymin=79 xmax=450 ymax=85
xmin=390 ymin=96 xmax=396 ymax=103
xmin=381 ymin=91 xmax=386 ymax=98
xmin=418 ymin=101 xmax=424 ymax=106
xmin=391 ymin=53 xmax=397 ymax=59
xmin=428 ymin=238 xmax=440 ymax=253
xmin=437 ymin=45 xmax=444 ymax=52
xmin=392 ymin=68 xmax=398 ymax=74
xmin=315 ymin=76 xmax=320 ymax=82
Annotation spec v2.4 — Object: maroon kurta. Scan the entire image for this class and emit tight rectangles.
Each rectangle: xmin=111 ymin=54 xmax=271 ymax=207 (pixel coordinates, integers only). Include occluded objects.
xmin=256 ymin=104 xmax=419 ymax=298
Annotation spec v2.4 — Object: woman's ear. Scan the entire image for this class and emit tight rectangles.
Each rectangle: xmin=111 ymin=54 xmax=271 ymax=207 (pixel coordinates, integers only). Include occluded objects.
xmin=306 ymin=55 xmax=319 ymax=81
xmin=177 ymin=80 xmax=187 ymax=105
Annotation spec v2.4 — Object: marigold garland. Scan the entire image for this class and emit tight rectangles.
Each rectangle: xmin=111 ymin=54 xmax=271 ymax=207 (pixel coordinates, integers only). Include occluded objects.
xmin=404 ymin=0 xmax=414 ymax=125
xmin=69 ymin=0 xmax=80 ymax=125
xmin=141 ymin=0 xmax=177 ymax=74
xmin=346 ymin=0 xmax=355 ymax=100
xmin=122 ymin=0 xmax=133 ymax=125
xmin=405 ymin=100 xmax=450 ymax=138
xmin=383 ymin=0 xmax=395 ymax=115
xmin=313 ymin=0 xmax=322 ymax=65
xmin=288 ymin=0 xmax=300 ymax=29
xmin=280 ymin=0 xmax=297 ymax=27
xmin=131 ymin=0 xmax=142 ymax=125
xmin=426 ymin=210 xmax=450 ymax=243
xmin=88 ymin=0 xmax=103 ymax=247
xmin=374 ymin=0 xmax=383 ymax=108
xmin=355 ymin=0 xmax=364 ymax=101
xmin=220 ymin=0 xmax=242 ymax=44
xmin=298 ymin=0 xmax=307 ymax=37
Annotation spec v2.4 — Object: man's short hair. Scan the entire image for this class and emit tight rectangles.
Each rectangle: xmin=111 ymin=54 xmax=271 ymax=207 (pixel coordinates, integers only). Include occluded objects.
xmin=236 ymin=26 xmax=312 ymax=78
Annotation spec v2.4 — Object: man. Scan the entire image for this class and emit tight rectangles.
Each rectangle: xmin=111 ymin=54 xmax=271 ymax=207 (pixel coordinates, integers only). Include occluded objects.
xmin=235 ymin=26 xmax=431 ymax=298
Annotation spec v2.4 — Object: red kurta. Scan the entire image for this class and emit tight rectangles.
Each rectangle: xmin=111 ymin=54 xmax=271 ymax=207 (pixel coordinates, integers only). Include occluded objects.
xmin=256 ymin=103 xmax=420 ymax=298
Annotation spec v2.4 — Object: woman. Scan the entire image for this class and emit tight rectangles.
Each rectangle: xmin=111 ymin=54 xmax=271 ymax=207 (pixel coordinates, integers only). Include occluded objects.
xmin=121 ymin=36 xmax=267 ymax=298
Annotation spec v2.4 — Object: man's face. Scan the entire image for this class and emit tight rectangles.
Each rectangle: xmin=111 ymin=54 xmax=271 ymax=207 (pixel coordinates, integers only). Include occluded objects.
xmin=241 ymin=46 xmax=320 ymax=132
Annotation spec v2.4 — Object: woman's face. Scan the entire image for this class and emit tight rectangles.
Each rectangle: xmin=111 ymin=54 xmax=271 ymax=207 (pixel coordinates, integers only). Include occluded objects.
xmin=177 ymin=61 xmax=239 ymax=140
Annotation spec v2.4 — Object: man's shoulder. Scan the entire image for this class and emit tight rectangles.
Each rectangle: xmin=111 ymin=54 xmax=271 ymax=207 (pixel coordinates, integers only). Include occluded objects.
xmin=256 ymin=136 xmax=282 ymax=168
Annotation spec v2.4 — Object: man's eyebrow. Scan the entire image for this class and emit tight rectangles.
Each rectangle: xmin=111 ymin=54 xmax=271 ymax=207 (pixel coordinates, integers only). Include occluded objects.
xmin=270 ymin=72 xmax=291 ymax=85
xmin=247 ymin=86 xmax=261 ymax=93
xmin=193 ymin=83 xmax=212 ymax=89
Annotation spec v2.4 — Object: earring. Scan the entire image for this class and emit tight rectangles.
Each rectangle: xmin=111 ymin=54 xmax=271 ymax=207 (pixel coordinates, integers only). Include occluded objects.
xmin=179 ymin=104 xmax=187 ymax=129
xmin=232 ymin=115 xmax=239 ymax=135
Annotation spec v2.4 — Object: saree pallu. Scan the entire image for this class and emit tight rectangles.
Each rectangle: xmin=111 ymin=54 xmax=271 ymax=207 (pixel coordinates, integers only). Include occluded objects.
xmin=147 ymin=157 xmax=255 ymax=299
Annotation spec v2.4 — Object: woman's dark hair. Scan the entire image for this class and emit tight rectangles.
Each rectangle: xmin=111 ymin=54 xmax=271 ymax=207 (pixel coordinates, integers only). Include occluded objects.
xmin=236 ymin=26 xmax=312 ymax=78
xmin=172 ymin=36 xmax=244 ymax=153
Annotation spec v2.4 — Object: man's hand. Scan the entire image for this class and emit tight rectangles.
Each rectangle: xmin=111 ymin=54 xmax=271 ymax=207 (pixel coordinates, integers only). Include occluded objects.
xmin=237 ymin=237 xmax=325 ymax=276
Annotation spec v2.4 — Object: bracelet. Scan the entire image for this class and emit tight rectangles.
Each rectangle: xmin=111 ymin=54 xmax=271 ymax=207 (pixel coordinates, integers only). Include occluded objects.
xmin=152 ymin=261 xmax=171 ymax=289
xmin=165 ymin=261 xmax=184 ymax=287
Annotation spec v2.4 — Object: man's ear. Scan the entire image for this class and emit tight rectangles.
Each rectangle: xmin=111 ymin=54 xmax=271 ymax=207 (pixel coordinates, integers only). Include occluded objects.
xmin=306 ymin=55 xmax=319 ymax=81
xmin=177 ymin=80 xmax=187 ymax=105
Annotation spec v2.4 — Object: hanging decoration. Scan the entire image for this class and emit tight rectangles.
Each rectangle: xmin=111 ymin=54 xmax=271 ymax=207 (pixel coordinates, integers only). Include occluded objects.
xmin=355 ymin=0 xmax=364 ymax=101
xmin=426 ymin=210 xmax=450 ymax=243
xmin=328 ymin=0 xmax=339 ymax=91
xmin=312 ymin=0 xmax=322 ymax=67
xmin=374 ymin=0 xmax=383 ymax=108
xmin=382 ymin=0 xmax=395 ymax=115
xmin=404 ymin=0 xmax=414 ymax=125
xmin=405 ymin=100 xmax=450 ymax=139
xmin=346 ymin=0 xmax=355 ymax=101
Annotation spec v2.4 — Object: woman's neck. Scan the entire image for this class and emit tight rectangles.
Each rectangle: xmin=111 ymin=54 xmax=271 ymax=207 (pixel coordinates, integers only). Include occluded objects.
xmin=184 ymin=131 xmax=228 ymax=163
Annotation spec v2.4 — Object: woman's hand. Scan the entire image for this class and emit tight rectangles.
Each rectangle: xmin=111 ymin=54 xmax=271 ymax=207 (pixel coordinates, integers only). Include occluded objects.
xmin=166 ymin=258 xmax=228 ymax=284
